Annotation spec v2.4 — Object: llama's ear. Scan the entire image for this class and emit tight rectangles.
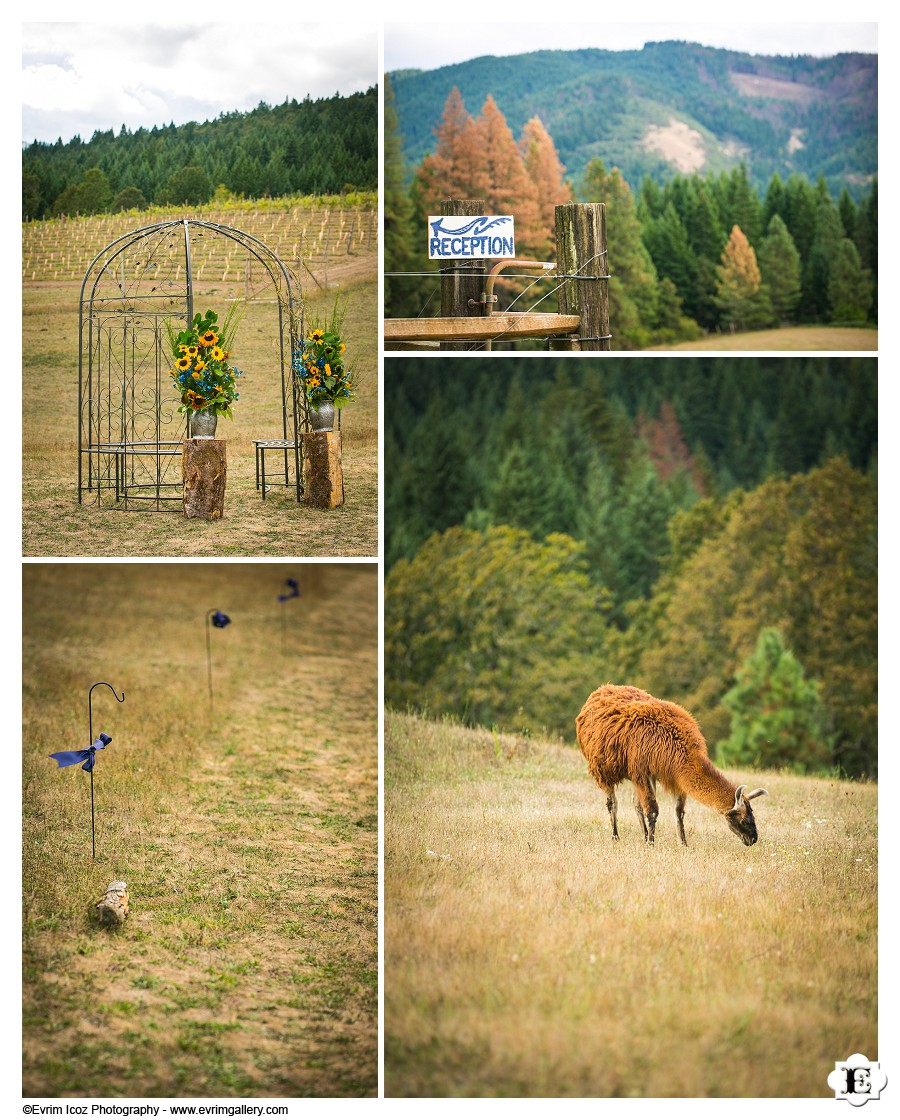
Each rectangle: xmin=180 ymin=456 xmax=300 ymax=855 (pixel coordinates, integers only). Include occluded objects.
xmin=745 ymin=788 xmax=768 ymax=800
xmin=732 ymin=785 xmax=747 ymax=811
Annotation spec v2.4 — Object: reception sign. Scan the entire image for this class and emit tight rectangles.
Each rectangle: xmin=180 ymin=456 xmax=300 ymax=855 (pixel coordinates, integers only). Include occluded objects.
xmin=428 ymin=215 xmax=515 ymax=259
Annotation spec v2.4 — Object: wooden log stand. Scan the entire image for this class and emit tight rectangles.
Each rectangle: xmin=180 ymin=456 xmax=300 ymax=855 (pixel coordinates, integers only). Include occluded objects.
xmin=303 ymin=431 xmax=344 ymax=509
xmin=97 ymin=880 xmax=129 ymax=926
xmin=183 ymin=438 xmax=227 ymax=520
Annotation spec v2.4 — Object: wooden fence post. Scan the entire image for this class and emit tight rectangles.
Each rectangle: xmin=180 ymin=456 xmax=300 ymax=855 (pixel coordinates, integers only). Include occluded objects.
xmin=440 ymin=199 xmax=487 ymax=352
xmin=552 ymin=202 xmax=611 ymax=351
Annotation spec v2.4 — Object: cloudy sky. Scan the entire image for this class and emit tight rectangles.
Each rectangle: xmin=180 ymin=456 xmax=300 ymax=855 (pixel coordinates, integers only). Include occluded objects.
xmin=385 ymin=20 xmax=878 ymax=73
xmin=22 ymin=22 xmax=378 ymax=145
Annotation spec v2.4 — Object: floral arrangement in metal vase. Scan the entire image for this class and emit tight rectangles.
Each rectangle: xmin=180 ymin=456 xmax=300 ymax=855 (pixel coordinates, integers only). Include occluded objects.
xmin=291 ymin=297 xmax=356 ymax=416
xmin=166 ymin=306 xmax=244 ymax=418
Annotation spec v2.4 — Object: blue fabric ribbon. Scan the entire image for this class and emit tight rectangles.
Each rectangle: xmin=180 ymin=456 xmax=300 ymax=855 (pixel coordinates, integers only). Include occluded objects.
xmin=50 ymin=732 xmax=112 ymax=773
xmin=211 ymin=611 xmax=231 ymax=628
xmin=278 ymin=578 xmax=300 ymax=602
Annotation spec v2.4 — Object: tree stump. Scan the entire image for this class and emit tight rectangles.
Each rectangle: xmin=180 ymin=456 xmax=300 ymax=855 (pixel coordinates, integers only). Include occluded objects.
xmin=303 ymin=431 xmax=344 ymax=509
xmin=97 ymin=880 xmax=129 ymax=926
xmin=183 ymin=438 xmax=227 ymax=520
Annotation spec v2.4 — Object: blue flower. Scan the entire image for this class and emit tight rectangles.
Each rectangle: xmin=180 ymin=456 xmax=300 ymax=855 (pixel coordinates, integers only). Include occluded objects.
xmin=211 ymin=611 xmax=231 ymax=628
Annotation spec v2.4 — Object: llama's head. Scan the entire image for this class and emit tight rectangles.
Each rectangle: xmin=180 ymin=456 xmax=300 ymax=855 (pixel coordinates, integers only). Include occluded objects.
xmin=724 ymin=785 xmax=768 ymax=845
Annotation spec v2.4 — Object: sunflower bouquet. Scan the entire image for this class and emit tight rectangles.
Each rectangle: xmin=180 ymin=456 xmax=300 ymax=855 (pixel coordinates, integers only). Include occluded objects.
xmin=166 ymin=305 xmax=244 ymax=418
xmin=291 ymin=298 xmax=355 ymax=414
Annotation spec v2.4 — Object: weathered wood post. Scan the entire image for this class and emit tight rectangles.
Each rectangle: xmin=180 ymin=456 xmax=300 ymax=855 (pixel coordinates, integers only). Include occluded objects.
xmin=183 ymin=438 xmax=227 ymax=519
xmin=440 ymin=199 xmax=487 ymax=352
xmin=553 ymin=202 xmax=611 ymax=351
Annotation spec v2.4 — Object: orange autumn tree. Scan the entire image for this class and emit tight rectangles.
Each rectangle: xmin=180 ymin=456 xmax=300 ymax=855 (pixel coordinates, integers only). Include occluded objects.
xmin=715 ymin=224 xmax=772 ymax=331
xmin=520 ymin=115 xmax=571 ymax=257
xmin=472 ymin=95 xmax=541 ymax=251
xmin=416 ymin=87 xmax=484 ymax=202
xmin=415 ymin=89 xmax=567 ymax=258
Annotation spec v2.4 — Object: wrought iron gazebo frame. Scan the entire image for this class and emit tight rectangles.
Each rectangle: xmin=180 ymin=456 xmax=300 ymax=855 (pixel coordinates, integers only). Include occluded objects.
xmin=77 ymin=218 xmax=305 ymax=509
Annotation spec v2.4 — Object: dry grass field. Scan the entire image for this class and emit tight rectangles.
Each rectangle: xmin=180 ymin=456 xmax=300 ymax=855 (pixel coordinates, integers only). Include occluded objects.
xmin=23 ymin=563 xmax=377 ymax=1097
xmin=385 ymin=711 xmax=877 ymax=1098
xmin=648 ymin=325 xmax=877 ymax=351
xmin=22 ymin=251 xmax=377 ymax=558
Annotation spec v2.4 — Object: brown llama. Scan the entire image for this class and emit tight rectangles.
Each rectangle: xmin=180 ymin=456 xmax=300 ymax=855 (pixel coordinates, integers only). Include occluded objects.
xmin=575 ymin=685 xmax=768 ymax=846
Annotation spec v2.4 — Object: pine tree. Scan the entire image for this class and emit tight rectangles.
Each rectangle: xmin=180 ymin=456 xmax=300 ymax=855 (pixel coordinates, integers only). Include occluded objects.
xmin=384 ymin=74 xmax=421 ymax=317
xmin=714 ymin=225 xmax=771 ymax=331
xmin=828 ymin=239 xmax=873 ymax=323
xmin=838 ymin=187 xmax=857 ymax=238
xmin=762 ymin=172 xmax=786 ymax=231
xmin=520 ymin=116 xmax=570 ymax=257
xmin=757 ymin=214 xmax=802 ymax=322
xmin=643 ymin=203 xmax=697 ymax=299
xmin=473 ymin=95 xmax=542 ymax=252
xmin=801 ymin=194 xmax=845 ymax=322
xmin=718 ymin=628 xmax=832 ymax=772
xmin=415 ymin=86 xmax=483 ymax=206
xmin=580 ymin=158 xmax=661 ymax=348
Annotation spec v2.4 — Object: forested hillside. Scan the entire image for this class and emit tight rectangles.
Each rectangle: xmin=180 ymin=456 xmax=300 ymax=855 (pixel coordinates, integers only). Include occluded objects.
xmin=22 ymin=87 xmax=377 ymax=219
xmin=384 ymin=357 xmax=877 ymax=777
xmin=385 ymin=76 xmax=877 ymax=343
xmin=390 ymin=43 xmax=876 ymax=195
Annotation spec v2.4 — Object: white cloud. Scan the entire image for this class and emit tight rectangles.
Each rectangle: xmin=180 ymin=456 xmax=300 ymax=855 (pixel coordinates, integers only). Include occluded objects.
xmin=22 ymin=22 xmax=378 ymax=143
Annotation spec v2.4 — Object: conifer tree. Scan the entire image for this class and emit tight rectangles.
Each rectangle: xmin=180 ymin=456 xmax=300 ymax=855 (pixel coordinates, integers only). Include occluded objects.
xmin=714 ymin=225 xmax=771 ymax=331
xmin=415 ymin=86 xmax=483 ymax=205
xmin=718 ymin=628 xmax=832 ymax=772
xmin=581 ymin=158 xmax=661 ymax=348
xmin=473 ymin=95 xmax=541 ymax=251
xmin=644 ymin=203 xmax=697 ymax=301
xmin=520 ymin=115 xmax=570 ymax=256
xmin=828 ymin=239 xmax=873 ymax=323
xmin=384 ymin=74 xmax=420 ymax=317
xmin=801 ymin=194 xmax=845 ymax=322
xmin=757 ymin=214 xmax=802 ymax=322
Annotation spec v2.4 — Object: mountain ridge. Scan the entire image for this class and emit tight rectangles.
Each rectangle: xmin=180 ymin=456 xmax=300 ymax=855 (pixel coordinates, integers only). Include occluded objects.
xmin=389 ymin=41 xmax=877 ymax=195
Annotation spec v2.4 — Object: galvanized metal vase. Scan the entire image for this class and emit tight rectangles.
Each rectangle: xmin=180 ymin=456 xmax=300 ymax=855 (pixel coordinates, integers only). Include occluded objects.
xmin=191 ymin=408 xmax=218 ymax=437
xmin=309 ymin=400 xmax=335 ymax=432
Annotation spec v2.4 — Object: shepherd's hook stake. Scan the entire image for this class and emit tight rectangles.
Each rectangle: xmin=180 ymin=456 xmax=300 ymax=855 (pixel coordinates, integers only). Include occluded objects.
xmin=88 ymin=682 xmax=125 ymax=859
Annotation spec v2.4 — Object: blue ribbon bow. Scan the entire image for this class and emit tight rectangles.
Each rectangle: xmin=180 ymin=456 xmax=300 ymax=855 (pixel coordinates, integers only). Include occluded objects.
xmin=278 ymin=578 xmax=300 ymax=603
xmin=50 ymin=732 xmax=112 ymax=773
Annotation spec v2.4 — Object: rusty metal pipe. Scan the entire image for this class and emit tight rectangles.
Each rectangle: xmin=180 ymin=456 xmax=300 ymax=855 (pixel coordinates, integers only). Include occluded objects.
xmin=468 ymin=259 xmax=555 ymax=350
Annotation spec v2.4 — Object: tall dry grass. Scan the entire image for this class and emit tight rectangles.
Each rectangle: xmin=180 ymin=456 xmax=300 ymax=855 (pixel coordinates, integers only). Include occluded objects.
xmin=385 ymin=711 xmax=877 ymax=1097
xmin=23 ymin=563 xmax=378 ymax=1097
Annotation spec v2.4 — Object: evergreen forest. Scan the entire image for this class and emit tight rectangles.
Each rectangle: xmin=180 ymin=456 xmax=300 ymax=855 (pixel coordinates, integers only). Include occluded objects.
xmin=384 ymin=357 xmax=877 ymax=778
xmin=385 ymin=77 xmax=877 ymax=345
xmin=22 ymin=87 xmax=378 ymax=219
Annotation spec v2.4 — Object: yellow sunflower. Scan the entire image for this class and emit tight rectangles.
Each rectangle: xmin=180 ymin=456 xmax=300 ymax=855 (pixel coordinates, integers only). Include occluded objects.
xmin=176 ymin=356 xmax=191 ymax=370
xmin=178 ymin=344 xmax=188 ymax=355
xmin=194 ymin=359 xmax=206 ymax=372
xmin=200 ymin=330 xmax=218 ymax=347
xmin=211 ymin=346 xmax=225 ymax=362
xmin=192 ymin=372 xmax=202 ymax=380
xmin=309 ymin=329 xmax=325 ymax=343
xmin=187 ymin=345 xmax=199 ymax=357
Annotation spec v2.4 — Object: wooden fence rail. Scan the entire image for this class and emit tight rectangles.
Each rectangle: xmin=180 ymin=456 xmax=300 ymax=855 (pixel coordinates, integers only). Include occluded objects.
xmin=385 ymin=199 xmax=610 ymax=352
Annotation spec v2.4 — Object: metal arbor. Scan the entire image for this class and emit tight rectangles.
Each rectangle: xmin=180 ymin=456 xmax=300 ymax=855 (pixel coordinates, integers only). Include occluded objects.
xmin=77 ymin=218 xmax=305 ymax=509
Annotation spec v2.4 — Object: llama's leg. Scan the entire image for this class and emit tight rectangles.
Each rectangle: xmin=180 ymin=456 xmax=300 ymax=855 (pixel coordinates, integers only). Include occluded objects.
xmin=675 ymin=794 xmax=688 ymax=846
xmin=604 ymin=787 xmax=619 ymax=841
xmin=634 ymin=781 xmax=660 ymax=844
xmin=633 ymin=790 xmax=648 ymax=841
